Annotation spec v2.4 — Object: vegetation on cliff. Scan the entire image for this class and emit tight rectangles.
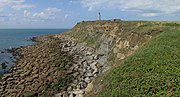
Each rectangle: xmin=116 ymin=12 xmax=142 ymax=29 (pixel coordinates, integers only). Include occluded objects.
xmin=65 ymin=21 xmax=180 ymax=96
xmin=98 ymin=23 xmax=180 ymax=96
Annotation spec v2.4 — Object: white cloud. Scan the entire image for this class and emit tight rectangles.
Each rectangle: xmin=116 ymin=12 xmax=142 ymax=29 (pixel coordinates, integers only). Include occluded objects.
xmin=65 ymin=14 xmax=69 ymax=19
xmin=33 ymin=12 xmax=45 ymax=18
xmin=13 ymin=0 xmax=25 ymax=3
xmin=0 ymin=0 xmax=35 ymax=11
xmin=24 ymin=7 xmax=61 ymax=21
xmin=0 ymin=13 xmax=14 ymax=17
xmin=0 ymin=13 xmax=17 ymax=22
xmin=141 ymin=13 xmax=158 ymax=17
xmin=12 ymin=4 xmax=35 ymax=10
xmin=45 ymin=7 xmax=62 ymax=15
xmin=81 ymin=0 xmax=180 ymax=17
xmin=24 ymin=10 xmax=31 ymax=17
xmin=0 ymin=0 xmax=12 ymax=9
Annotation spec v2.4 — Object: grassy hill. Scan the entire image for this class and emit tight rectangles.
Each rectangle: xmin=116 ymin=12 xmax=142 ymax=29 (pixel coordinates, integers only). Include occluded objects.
xmin=99 ymin=27 xmax=180 ymax=97
xmin=66 ymin=21 xmax=180 ymax=96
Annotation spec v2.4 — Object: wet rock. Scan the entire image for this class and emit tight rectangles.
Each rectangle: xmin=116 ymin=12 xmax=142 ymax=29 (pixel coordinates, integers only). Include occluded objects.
xmin=1 ymin=62 xmax=7 ymax=69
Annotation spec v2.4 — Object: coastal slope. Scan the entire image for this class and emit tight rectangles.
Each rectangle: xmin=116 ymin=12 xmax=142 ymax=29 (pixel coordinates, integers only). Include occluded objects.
xmin=0 ymin=20 xmax=180 ymax=97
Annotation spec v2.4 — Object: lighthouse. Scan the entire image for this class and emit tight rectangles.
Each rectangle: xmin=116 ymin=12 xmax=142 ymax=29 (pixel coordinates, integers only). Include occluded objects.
xmin=98 ymin=12 xmax=101 ymax=20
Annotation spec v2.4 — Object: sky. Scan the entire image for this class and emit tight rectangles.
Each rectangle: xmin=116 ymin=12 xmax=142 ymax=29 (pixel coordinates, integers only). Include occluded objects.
xmin=0 ymin=0 xmax=179 ymax=28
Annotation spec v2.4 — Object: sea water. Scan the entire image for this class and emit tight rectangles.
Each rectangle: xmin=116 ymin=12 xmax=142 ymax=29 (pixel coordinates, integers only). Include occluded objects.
xmin=0 ymin=29 xmax=69 ymax=73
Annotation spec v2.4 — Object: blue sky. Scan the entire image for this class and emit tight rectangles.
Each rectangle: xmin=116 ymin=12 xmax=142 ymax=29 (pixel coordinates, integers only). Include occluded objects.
xmin=0 ymin=0 xmax=179 ymax=28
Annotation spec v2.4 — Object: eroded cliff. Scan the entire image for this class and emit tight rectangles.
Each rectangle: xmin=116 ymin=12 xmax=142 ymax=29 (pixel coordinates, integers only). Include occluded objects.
xmin=0 ymin=20 xmax=167 ymax=97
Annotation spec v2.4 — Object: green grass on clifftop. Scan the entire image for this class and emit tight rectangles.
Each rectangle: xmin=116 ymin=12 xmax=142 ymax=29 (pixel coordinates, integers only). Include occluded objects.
xmin=100 ymin=27 xmax=180 ymax=96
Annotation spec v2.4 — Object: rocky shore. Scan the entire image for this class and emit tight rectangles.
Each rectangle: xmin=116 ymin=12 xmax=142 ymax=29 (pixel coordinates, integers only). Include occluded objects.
xmin=0 ymin=20 xmax=161 ymax=97
xmin=0 ymin=34 xmax=106 ymax=97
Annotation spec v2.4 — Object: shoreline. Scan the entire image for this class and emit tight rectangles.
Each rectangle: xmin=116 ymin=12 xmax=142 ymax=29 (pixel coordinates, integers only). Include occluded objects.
xmin=0 ymin=37 xmax=38 ymax=74
xmin=0 ymin=33 xmax=106 ymax=96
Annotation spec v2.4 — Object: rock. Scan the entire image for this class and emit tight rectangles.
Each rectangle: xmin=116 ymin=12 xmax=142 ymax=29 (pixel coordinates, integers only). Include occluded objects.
xmin=117 ymin=53 xmax=125 ymax=59
xmin=76 ymin=94 xmax=83 ymax=97
xmin=69 ymin=66 xmax=75 ymax=71
xmin=74 ymin=64 xmax=79 ymax=71
xmin=18 ymin=80 xmax=25 ymax=85
xmin=86 ymin=73 xmax=93 ymax=77
xmin=5 ymin=89 xmax=18 ymax=93
xmin=76 ymin=84 xmax=81 ymax=89
xmin=90 ymin=62 xmax=97 ymax=69
xmin=82 ymin=61 xmax=88 ymax=67
xmin=21 ymin=71 xmax=31 ymax=77
xmin=7 ymin=78 xmax=14 ymax=81
xmin=67 ymin=86 xmax=73 ymax=91
xmin=67 ymin=69 xmax=73 ymax=74
xmin=96 ymin=64 xmax=103 ymax=68
xmin=113 ymin=47 xmax=119 ymax=54
xmin=16 ymin=70 xmax=23 ymax=73
xmin=1 ymin=62 xmax=7 ymax=69
xmin=69 ymin=93 xmax=74 ymax=97
xmin=72 ymin=72 xmax=79 ymax=77
xmin=55 ymin=93 xmax=62 ymax=97
xmin=26 ymin=77 xmax=33 ymax=82
xmin=32 ymin=74 xmax=39 ymax=79
xmin=2 ymin=81 xmax=7 ymax=85
xmin=2 ymin=74 xmax=12 ymax=80
xmin=0 ymin=88 xmax=3 ymax=92
xmin=73 ymin=90 xmax=84 ymax=95
xmin=93 ymin=55 xmax=99 ymax=60
xmin=85 ymin=52 xmax=92 ymax=56
xmin=84 ymin=77 xmax=90 ymax=83
xmin=85 ymin=83 xmax=93 ymax=93
xmin=93 ymin=68 xmax=98 ymax=74
xmin=32 ymin=70 xmax=38 ymax=75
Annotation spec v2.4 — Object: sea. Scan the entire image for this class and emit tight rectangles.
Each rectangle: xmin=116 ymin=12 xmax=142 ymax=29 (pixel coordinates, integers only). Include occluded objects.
xmin=0 ymin=29 xmax=69 ymax=74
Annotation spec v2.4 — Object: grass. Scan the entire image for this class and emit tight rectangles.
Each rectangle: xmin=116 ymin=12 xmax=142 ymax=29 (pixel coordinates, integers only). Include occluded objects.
xmin=99 ymin=27 xmax=180 ymax=96
xmin=68 ymin=29 xmax=103 ymax=48
xmin=163 ymin=23 xmax=180 ymax=26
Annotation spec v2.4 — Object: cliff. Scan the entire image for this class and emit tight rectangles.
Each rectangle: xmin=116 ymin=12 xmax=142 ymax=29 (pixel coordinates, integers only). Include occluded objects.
xmin=66 ymin=20 xmax=163 ymax=66
xmin=0 ymin=20 xmax=179 ymax=97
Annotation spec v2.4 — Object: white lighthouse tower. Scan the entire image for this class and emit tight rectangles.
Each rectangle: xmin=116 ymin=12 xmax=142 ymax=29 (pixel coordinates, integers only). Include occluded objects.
xmin=98 ymin=12 xmax=101 ymax=20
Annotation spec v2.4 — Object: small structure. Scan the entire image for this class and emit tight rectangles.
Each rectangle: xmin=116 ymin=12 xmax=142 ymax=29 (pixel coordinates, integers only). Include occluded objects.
xmin=112 ymin=19 xmax=121 ymax=22
xmin=98 ymin=12 xmax=101 ymax=20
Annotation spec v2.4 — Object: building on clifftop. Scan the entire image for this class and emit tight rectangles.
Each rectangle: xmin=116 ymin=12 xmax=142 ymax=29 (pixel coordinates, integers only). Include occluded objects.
xmin=98 ymin=12 xmax=101 ymax=20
